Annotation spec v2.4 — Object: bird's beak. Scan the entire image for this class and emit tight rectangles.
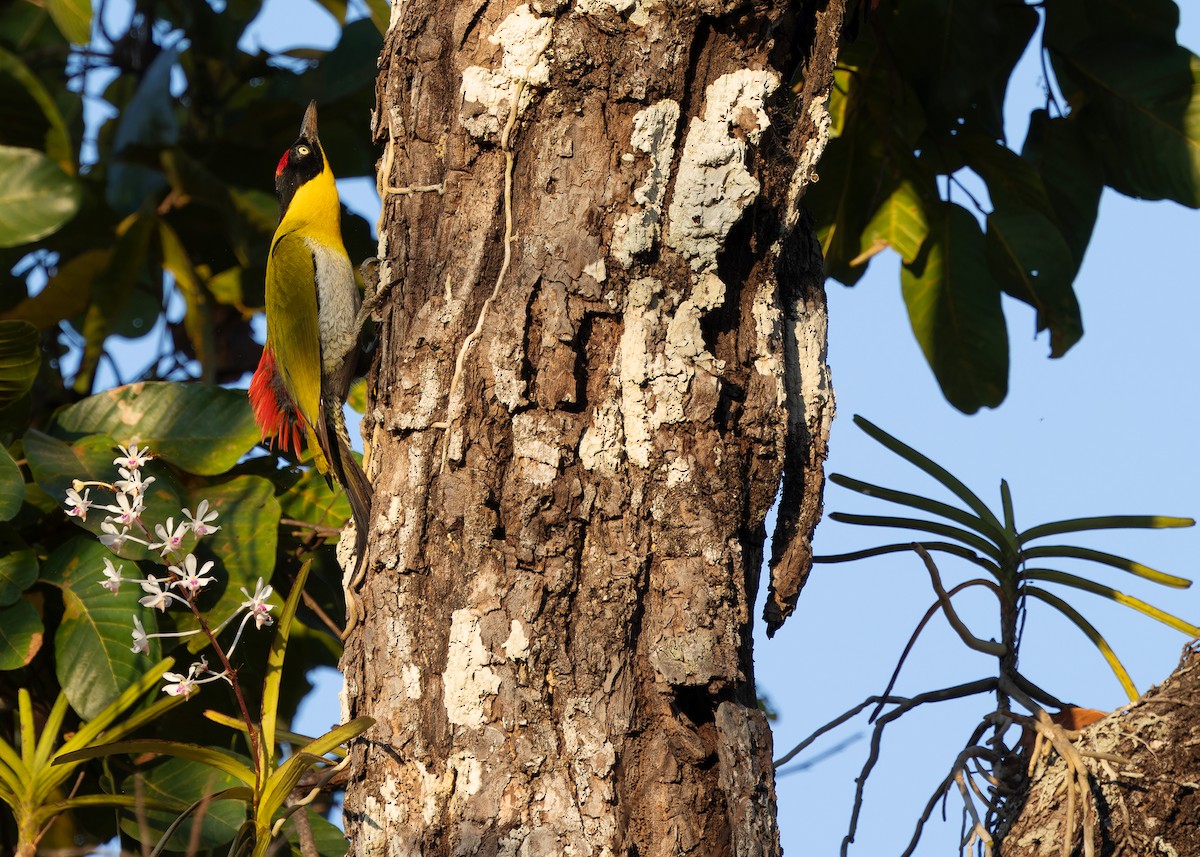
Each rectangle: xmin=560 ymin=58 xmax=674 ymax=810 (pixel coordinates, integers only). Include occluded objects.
xmin=300 ymin=100 xmax=319 ymax=141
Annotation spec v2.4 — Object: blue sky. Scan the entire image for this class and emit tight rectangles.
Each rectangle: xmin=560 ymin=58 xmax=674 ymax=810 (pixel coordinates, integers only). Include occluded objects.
xmin=227 ymin=1 xmax=1200 ymax=853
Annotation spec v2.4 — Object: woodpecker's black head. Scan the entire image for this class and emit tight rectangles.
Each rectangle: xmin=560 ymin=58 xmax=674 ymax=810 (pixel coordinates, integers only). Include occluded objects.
xmin=275 ymin=101 xmax=326 ymax=217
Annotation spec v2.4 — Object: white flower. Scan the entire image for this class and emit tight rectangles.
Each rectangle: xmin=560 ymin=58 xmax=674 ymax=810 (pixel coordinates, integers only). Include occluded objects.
xmin=99 ymin=557 xmax=123 ymax=594
xmin=161 ymin=670 xmax=197 ymax=699
xmin=150 ymin=517 xmax=189 ymax=557
xmin=106 ymin=492 xmax=143 ymax=526
xmin=183 ymin=499 xmax=220 ymax=537
xmin=239 ymin=578 xmax=274 ymax=629
xmin=131 ymin=616 xmax=149 ymax=654
xmin=114 ymin=466 xmax=156 ymax=497
xmin=114 ymin=443 xmax=153 ymax=471
xmin=138 ymin=575 xmax=174 ymax=613
xmin=64 ymin=487 xmax=93 ymax=521
xmin=169 ymin=554 xmax=215 ymax=595
xmin=99 ymin=520 xmax=130 ymax=551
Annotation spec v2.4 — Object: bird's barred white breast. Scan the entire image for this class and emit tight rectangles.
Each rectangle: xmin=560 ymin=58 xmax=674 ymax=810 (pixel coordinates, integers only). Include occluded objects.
xmin=305 ymin=236 xmax=360 ymax=373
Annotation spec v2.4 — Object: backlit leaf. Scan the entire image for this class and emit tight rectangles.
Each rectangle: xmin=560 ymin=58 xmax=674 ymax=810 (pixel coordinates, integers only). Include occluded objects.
xmin=44 ymin=0 xmax=92 ymax=44
xmin=51 ymin=382 xmax=261 ymax=476
xmin=1053 ymin=43 xmax=1200 ymax=207
xmin=0 ymin=145 xmax=80 ymax=248
xmin=901 ymin=201 xmax=1008 ymax=412
xmin=0 ymin=525 xmax=37 ymax=606
xmin=39 ymin=537 xmax=161 ymax=719
xmin=0 ymin=320 xmax=40 ymax=411
xmin=0 ymin=597 xmax=42 ymax=669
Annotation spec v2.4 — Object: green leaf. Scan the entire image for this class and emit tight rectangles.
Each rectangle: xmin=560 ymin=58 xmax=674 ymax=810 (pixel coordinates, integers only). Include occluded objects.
xmin=1044 ymin=0 xmax=1181 ymax=55
xmin=1021 ymin=544 xmax=1191 ymax=589
xmin=1024 ymin=569 xmax=1200 ymax=636
xmin=51 ymin=382 xmax=261 ymax=475
xmin=0 ymin=445 xmax=22 ymax=521
xmin=827 ymin=512 xmax=1001 ymax=559
xmin=0 ymin=47 xmax=73 ymax=170
xmin=57 ymin=656 xmax=176 ymax=756
xmin=277 ymin=466 xmax=351 ymax=531
xmin=1053 ymin=43 xmax=1200 ymax=207
xmin=1021 ymin=110 xmax=1104 ymax=266
xmin=1025 ymin=586 xmax=1138 ymax=702
xmin=363 ymin=0 xmax=390 ymax=35
xmin=0 ymin=320 xmax=39 ymax=411
xmin=261 ymin=562 xmax=311 ymax=765
xmin=850 ymin=416 xmax=1010 ymax=541
xmin=0 ymin=525 xmax=37 ymax=606
xmin=119 ymin=757 xmax=246 ymax=850
xmin=857 ymin=177 xmax=930 ymax=266
xmin=883 ymin=0 xmax=1038 ymax=140
xmin=44 ymin=0 xmax=92 ymax=44
xmin=0 ymin=597 xmax=42 ymax=669
xmin=901 ymin=201 xmax=1008 ymax=413
xmin=54 ymin=740 xmax=257 ymax=788
xmin=24 ymin=430 xmax=139 ymax=523
xmin=39 ymin=537 xmax=161 ymax=719
xmin=0 ymin=145 xmax=81 ymax=247
xmin=177 ymin=475 xmax=280 ymax=641
xmin=959 ymin=134 xmax=1083 ymax=357
xmin=1020 ymin=514 xmax=1194 ymax=544
xmin=806 ymin=32 xmax=928 ymax=285
xmin=985 ymin=207 xmax=1080 ymax=357
xmin=260 ymin=716 xmax=373 ymax=834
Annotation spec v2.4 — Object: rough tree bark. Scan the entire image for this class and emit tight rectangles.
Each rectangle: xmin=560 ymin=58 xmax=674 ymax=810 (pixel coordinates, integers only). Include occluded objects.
xmin=1001 ymin=646 xmax=1200 ymax=857
xmin=340 ymin=1 xmax=843 ymax=853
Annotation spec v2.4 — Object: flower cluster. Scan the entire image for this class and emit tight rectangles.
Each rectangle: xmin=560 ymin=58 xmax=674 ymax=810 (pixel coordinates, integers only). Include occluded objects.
xmin=65 ymin=443 xmax=275 ymax=700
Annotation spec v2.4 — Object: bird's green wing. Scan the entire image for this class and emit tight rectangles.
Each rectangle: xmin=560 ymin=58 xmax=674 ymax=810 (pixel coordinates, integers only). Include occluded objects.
xmin=265 ymin=231 xmax=322 ymax=452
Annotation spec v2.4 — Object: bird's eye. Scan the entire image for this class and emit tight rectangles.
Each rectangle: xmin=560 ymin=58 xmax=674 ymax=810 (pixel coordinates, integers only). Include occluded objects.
xmin=297 ymin=145 xmax=310 ymax=156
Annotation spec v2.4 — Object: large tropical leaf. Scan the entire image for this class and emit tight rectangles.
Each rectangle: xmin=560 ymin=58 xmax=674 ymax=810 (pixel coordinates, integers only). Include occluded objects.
xmin=0 ymin=145 xmax=80 ymax=247
xmin=50 ymin=383 xmax=261 ymax=475
xmin=38 ymin=538 xmax=161 ymax=719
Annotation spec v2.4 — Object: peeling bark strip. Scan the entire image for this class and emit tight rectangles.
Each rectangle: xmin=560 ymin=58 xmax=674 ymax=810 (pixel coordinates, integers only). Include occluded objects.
xmin=342 ymin=1 xmax=844 ymax=854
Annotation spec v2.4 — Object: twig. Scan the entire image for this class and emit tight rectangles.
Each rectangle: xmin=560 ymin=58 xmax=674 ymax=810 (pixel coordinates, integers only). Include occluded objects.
xmin=871 ymin=578 xmax=1001 ymax=722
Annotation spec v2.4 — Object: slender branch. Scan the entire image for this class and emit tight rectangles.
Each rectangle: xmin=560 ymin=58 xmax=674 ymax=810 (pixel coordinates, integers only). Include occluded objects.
xmin=913 ymin=544 xmax=1006 ymax=657
xmin=871 ymin=578 xmax=1001 ymax=722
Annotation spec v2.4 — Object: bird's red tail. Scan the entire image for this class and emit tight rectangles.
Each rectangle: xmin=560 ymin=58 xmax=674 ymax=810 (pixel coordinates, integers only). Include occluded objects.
xmin=249 ymin=346 xmax=306 ymax=455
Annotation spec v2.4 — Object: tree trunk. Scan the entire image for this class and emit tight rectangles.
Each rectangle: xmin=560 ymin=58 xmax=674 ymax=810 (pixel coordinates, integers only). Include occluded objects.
xmin=1000 ymin=646 xmax=1200 ymax=857
xmin=340 ymin=2 xmax=842 ymax=854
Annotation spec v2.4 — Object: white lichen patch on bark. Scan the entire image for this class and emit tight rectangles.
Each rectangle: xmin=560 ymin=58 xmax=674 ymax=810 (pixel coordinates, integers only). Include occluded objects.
xmin=611 ymin=100 xmax=681 ymax=268
xmin=751 ymin=281 xmax=784 ymax=395
xmin=583 ymin=258 xmax=607 ymax=283
xmin=791 ymin=302 xmax=834 ymax=444
xmin=503 ymin=619 xmax=530 ymax=660
xmin=665 ymin=69 xmax=781 ymax=272
xmin=578 ymin=394 xmax=625 ymax=473
xmin=667 ymin=454 xmax=691 ymax=486
xmin=591 ymin=274 xmax=724 ymax=470
xmin=442 ymin=609 xmax=502 ymax=728
xmin=786 ymin=91 xmax=832 ymax=228
xmin=573 ymin=0 xmax=658 ymax=25
xmin=460 ymin=4 xmax=553 ymax=140
xmin=488 ymin=333 xmax=530 ymax=412
xmin=562 ymin=699 xmax=618 ymax=848
xmin=511 ymin=412 xmax=563 ymax=485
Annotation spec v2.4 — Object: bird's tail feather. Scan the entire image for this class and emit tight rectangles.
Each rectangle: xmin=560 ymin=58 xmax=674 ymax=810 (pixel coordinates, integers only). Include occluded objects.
xmin=321 ymin=396 xmax=372 ymax=573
